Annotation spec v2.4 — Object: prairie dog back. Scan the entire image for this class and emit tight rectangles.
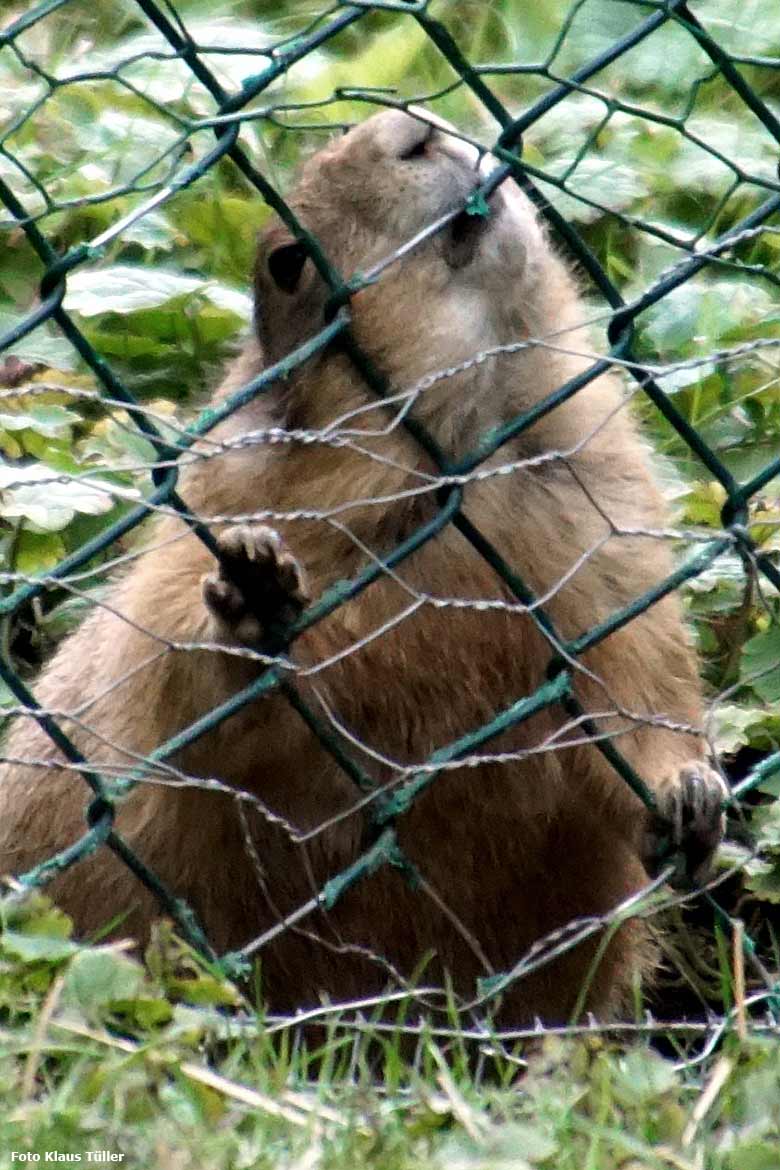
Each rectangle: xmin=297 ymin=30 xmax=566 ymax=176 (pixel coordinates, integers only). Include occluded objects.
xmin=0 ymin=110 xmax=725 ymax=1023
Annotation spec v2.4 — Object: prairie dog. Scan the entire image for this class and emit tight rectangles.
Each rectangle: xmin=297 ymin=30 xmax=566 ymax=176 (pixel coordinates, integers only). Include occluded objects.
xmin=0 ymin=110 xmax=726 ymax=1022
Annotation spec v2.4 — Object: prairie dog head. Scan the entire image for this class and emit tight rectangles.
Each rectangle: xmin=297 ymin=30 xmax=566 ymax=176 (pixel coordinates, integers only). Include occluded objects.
xmin=254 ymin=109 xmax=562 ymax=444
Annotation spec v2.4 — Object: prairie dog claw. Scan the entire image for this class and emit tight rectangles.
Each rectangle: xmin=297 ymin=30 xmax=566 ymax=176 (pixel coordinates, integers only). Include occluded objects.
xmin=643 ymin=761 xmax=728 ymax=887
xmin=202 ymin=524 xmax=308 ymax=648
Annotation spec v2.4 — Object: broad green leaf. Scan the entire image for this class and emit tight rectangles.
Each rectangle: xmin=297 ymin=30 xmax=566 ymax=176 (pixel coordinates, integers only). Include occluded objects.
xmin=110 ymin=996 xmax=174 ymax=1029
xmin=40 ymin=591 xmax=102 ymax=641
xmin=741 ymin=624 xmax=780 ymax=703
xmin=15 ymin=528 xmax=67 ymax=574
xmin=745 ymin=857 xmax=780 ymax=904
xmin=1 ymin=930 xmax=80 ymax=962
xmin=613 ymin=1048 xmax=678 ymax=1105
xmin=711 ymin=704 xmax=766 ymax=756
xmin=0 ymin=892 xmax=74 ymax=937
xmin=61 ymin=948 xmax=147 ymax=1012
xmin=64 ymin=265 xmax=251 ymax=322
xmin=0 ymin=313 xmax=77 ymax=370
xmin=0 ymin=404 xmax=80 ymax=436
xmin=0 ymin=462 xmax=136 ymax=531
xmin=726 ymin=1142 xmax=780 ymax=1170
xmin=119 ymin=207 xmax=178 ymax=252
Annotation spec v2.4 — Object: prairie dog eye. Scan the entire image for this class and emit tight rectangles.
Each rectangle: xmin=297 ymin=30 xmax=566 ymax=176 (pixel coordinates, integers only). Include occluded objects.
xmin=267 ymin=241 xmax=308 ymax=293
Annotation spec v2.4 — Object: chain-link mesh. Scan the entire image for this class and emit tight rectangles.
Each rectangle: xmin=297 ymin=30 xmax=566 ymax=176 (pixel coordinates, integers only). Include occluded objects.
xmin=2 ymin=0 xmax=780 ymax=1016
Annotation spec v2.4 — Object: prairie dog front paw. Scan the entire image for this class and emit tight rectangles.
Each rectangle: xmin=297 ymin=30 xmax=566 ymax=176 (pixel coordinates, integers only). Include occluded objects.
xmin=643 ymin=761 xmax=728 ymax=888
xmin=202 ymin=524 xmax=309 ymax=648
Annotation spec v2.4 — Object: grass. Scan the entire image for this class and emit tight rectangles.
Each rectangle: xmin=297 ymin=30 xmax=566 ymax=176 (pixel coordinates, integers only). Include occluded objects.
xmin=3 ymin=0 xmax=780 ymax=1164
xmin=2 ymin=895 xmax=780 ymax=1168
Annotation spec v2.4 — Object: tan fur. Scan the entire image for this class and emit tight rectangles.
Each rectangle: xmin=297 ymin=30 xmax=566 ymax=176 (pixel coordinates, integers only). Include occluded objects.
xmin=0 ymin=111 xmax=710 ymax=1022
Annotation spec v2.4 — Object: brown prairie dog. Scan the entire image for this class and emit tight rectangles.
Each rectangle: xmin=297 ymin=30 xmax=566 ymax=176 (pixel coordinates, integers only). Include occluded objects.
xmin=0 ymin=109 xmax=726 ymax=1022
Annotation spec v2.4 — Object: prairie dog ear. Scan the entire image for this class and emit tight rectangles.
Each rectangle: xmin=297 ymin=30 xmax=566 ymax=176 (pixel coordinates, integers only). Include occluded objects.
xmin=254 ymin=223 xmax=329 ymax=364
xmin=267 ymin=239 xmax=308 ymax=294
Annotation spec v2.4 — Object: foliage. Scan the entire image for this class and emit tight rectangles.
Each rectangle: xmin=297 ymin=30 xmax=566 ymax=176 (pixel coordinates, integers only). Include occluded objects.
xmin=3 ymin=890 xmax=780 ymax=1169
xmin=3 ymin=0 xmax=780 ymax=1160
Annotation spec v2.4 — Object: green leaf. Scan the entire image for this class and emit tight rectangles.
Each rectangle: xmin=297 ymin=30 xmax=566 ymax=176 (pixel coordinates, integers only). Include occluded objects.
xmin=1 ymin=930 xmax=80 ymax=962
xmin=741 ymin=624 xmax=780 ymax=703
xmin=64 ymin=265 xmax=251 ymax=321
xmin=0 ymin=404 xmax=80 ymax=437
xmin=640 ymin=281 xmax=776 ymax=360
xmin=612 ymin=1049 xmax=678 ymax=1105
xmin=40 ymin=591 xmax=103 ymax=641
xmin=434 ymin=1132 xmax=533 ymax=1170
xmin=712 ymin=704 xmax=764 ymax=756
xmin=0 ymin=312 xmax=78 ymax=370
xmin=79 ymin=421 xmax=158 ymax=469
xmin=111 ymin=996 xmax=174 ymax=1029
xmin=15 ymin=529 xmax=67 ymax=574
xmin=1 ymin=892 xmax=74 ymax=938
xmin=492 ymin=1124 xmax=558 ymax=1163
xmin=726 ymin=1142 xmax=780 ymax=1170
xmin=61 ymin=948 xmax=147 ymax=1012
xmin=744 ymin=857 xmax=780 ymax=904
xmin=679 ymin=480 xmax=727 ymax=527
xmin=166 ymin=973 xmax=242 ymax=1008
xmin=0 ymin=461 xmax=135 ymax=531
xmin=120 ymin=209 xmax=177 ymax=252
xmin=757 ymin=768 xmax=780 ymax=798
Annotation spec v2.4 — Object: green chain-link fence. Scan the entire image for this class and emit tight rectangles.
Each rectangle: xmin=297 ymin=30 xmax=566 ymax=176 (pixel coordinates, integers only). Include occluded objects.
xmin=2 ymin=0 xmax=780 ymax=1014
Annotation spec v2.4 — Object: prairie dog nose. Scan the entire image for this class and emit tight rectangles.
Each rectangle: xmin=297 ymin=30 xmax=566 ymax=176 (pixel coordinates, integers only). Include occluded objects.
xmin=374 ymin=109 xmax=436 ymax=160
xmin=395 ymin=115 xmax=435 ymax=160
xmin=404 ymin=107 xmax=495 ymax=178
xmin=373 ymin=108 xmax=482 ymax=170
